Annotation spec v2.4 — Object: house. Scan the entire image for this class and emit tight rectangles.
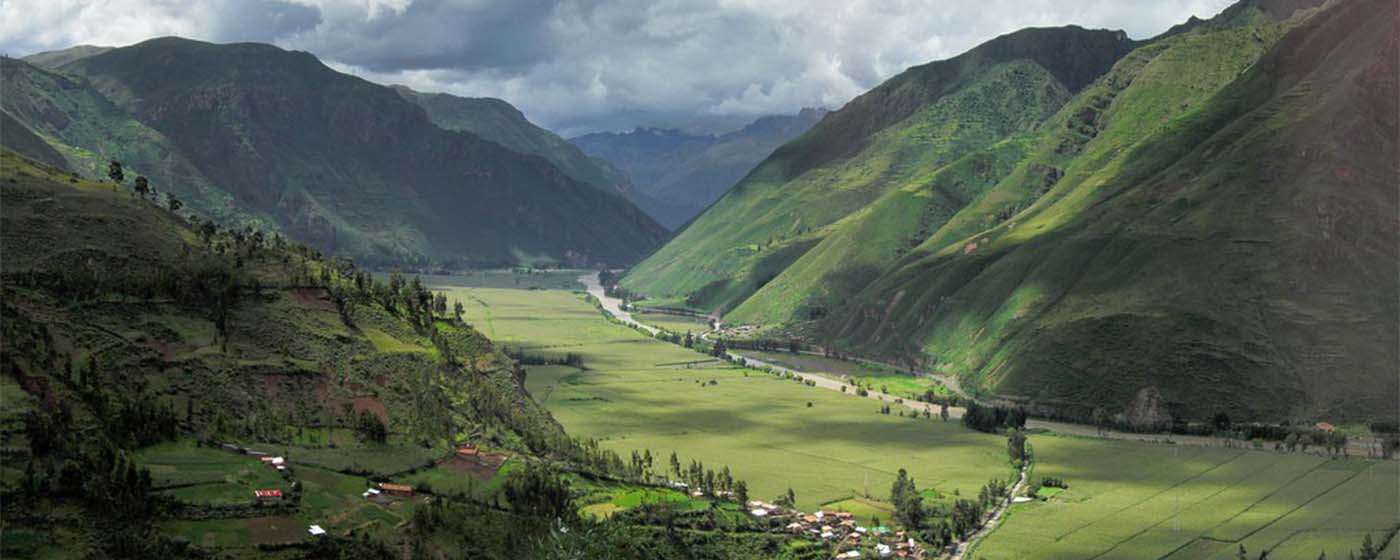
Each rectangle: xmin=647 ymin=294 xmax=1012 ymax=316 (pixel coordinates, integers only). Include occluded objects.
xmin=308 ymin=525 xmax=326 ymax=536
xmin=802 ymin=514 xmax=819 ymax=524
xmin=750 ymin=508 xmax=769 ymax=517
xmin=1316 ymin=422 xmax=1335 ymax=432
xmin=785 ymin=522 xmax=803 ymax=533
xmin=457 ymin=446 xmax=479 ymax=457
xmin=378 ymin=483 xmax=413 ymax=497
xmin=259 ymin=456 xmax=286 ymax=469
xmin=254 ymin=489 xmax=283 ymax=503
xmin=362 ymin=488 xmax=382 ymax=499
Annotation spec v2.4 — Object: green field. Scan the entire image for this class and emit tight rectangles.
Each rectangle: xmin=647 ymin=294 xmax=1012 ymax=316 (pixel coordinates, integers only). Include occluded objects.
xmin=434 ymin=285 xmax=1013 ymax=512
xmin=975 ymin=435 xmax=1400 ymax=560
xmin=743 ymin=351 xmax=951 ymax=400
xmin=418 ymin=269 xmax=584 ymax=290
xmin=635 ymin=311 xmax=713 ymax=335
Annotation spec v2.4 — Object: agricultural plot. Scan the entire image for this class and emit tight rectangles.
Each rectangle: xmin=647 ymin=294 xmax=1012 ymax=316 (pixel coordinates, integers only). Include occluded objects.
xmin=434 ymin=285 xmax=1013 ymax=513
xmin=635 ymin=311 xmax=713 ymax=335
xmin=416 ymin=269 xmax=585 ymax=290
xmin=742 ymin=351 xmax=951 ymax=400
xmin=974 ymin=434 xmax=1399 ymax=560
xmin=137 ymin=440 xmax=288 ymax=505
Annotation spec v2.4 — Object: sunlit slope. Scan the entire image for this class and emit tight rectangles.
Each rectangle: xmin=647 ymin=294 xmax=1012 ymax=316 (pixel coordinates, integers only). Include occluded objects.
xmin=836 ymin=0 xmax=1397 ymax=421
xmin=623 ymin=27 xmax=1137 ymax=311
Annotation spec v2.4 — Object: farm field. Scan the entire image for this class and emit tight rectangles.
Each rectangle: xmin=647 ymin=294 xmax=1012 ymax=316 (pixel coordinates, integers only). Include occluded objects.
xmin=434 ymin=284 xmax=1014 ymax=512
xmin=743 ymin=351 xmax=952 ymax=400
xmin=634 ymin=311 xmax=713 ymax=335
xmin=417 ymin=269 xmax=584 ymax=290
xmin=974 ymin=434 xmax=1400 ymax=560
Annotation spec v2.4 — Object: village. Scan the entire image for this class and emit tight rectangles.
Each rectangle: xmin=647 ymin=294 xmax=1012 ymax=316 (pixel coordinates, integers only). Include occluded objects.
xmin=745 ymin=498 xmax=926 ymax=559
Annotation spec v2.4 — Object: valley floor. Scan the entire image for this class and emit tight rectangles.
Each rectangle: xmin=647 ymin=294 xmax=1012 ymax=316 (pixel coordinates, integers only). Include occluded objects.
xmin=433 ymin=271 xmax=1399 ymax=560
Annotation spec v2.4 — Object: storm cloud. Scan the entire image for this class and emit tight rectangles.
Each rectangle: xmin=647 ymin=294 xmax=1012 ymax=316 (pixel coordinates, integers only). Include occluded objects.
xmin=0 ymin=0 xmax=1234 ymax=135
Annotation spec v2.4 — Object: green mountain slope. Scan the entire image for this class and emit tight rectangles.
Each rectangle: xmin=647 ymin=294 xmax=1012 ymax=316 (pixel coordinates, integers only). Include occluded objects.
xmin=622 ymin=26 xmax=1137 ymax=311
xmin=18 ymin=37 xmax=665 ymax=268
xmin=1 ymin=57 xmax=270 ymax=228
xmin=393 ymin=85 xmax=632 ymax=196
xmin=571 ymin=108 xmax=827 ymax=228
xmin=0 ymin=149 xmax=562 ymax=554
xmin=831 ymin=0 xmax=1395 ymax=422
xmin=622 ymin=0 xmax=1392 ymax=422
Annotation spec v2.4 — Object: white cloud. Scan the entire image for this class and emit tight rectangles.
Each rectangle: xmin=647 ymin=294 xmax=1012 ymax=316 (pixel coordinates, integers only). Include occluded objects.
xmin=0 ymin=0 xmax=1238 ymax=135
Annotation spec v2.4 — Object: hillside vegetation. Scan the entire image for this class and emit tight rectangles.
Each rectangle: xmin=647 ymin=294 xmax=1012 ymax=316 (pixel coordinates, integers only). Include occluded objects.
xmin=6 ymin=37 xmax=666 ymax=268
xmin=394 ymin=85 xmax=632 ymax=197
xmin=622 ymin=0 xmax=1396 ymax=423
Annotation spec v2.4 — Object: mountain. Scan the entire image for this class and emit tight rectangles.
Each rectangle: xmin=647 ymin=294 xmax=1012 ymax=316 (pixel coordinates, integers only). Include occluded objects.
xmin=7 ymin=37 xmax=666 ymax=268
xmin=0 ymin=148 xmax=558 ymax=554
xmin=623 ymin=25 xmax=1137 ymax=309
xmin=0 ymin=146 xmax=817 ymax=560
xmin=621 ymin=0 xmax=1394 ymax=423
xmin=393 ymin=85 xmax=632 ymax=196
xmin=572 ymin=108 xmax=828 ymax=229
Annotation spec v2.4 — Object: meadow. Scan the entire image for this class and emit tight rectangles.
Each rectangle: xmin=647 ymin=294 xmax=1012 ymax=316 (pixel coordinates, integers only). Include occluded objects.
xmin=634 ymin=311 xmax=713 ymax=335
xmin=439 ymin=281 xmax=1399 ymax=560
xmin=435 ymin=284 xmax=1014 ymax=513
xmin=742 ymin=351 xmax=952 ymax=400
xmin=973 ymin=434 xmax=1399 ymax=560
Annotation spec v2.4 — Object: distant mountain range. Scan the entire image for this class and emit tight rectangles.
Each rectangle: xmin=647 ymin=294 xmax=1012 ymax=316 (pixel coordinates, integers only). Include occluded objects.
xmin=3 ymin=38 xmax=666 ymax=268
xmin=622 ymin=0 xmax=1398 ymax=423
xmin=571 ymin=108 xmax=827 ymax=229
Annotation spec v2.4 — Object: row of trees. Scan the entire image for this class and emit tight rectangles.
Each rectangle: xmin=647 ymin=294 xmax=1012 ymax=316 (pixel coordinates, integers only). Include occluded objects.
xmin=962 ymin=402 xmax=1028 ymax=433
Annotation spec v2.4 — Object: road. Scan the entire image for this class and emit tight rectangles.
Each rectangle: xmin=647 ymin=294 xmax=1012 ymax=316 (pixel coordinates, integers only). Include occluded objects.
xmin=579 ymin=271 xmax=658 ymax=336
xmin=948 ymin=462 xmax=1028 ymax=560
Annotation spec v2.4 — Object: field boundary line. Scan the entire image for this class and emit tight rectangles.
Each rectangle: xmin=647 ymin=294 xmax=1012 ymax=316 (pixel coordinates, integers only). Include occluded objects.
xmin=1052 ymin=448 xmax=1248 ymax=546
xmin=1210 ymin=465 xmax=1367 ymax=545
xmin=1198 ymin=459 xmax=1332 ymax=540
xmin=1086 ymin=454 xmax=1296 ymax=559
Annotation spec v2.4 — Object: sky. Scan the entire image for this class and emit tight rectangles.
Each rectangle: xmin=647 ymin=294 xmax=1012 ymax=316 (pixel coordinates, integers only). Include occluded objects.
xmin=0 ymin=0 xmax=1235 ymax=136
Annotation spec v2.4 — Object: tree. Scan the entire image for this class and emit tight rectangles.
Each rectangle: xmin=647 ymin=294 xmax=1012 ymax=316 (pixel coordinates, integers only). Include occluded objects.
xmin=683 ymin=331 xmax=694 ymax=349
xmin=734 ymin=480 xmax=748 ymax=505
xmin=504 ymin=462 xmax=573 ymax=520
xmin=1360 ymin=533 xmax=1377 ymax=560
xmin=776 ymin=487 xmax=796 ymax=508
xmin=355 ymin=410 xmax=387 ymax=443
xmin=108 ymin=160 xmax=124 ymax=184
xmin=453 ymin=300 xmax=465 ymax=321
xmin=1007 ymin=429 xmax=1028 ymax=463
xmin=1237 ymin=544 xmax=1249 ymax=560
xmin=940 ymin=402 xmax=950 ymax=421
xmin=890 ymin=468 xmax=925 ymax=530
xmin=669 ymin=451 xmax=681 ymax=478
xmin=133 ymin=176 xmax=150 ymax=199
xmin=165 ymin=192 xmax=182 ymax=212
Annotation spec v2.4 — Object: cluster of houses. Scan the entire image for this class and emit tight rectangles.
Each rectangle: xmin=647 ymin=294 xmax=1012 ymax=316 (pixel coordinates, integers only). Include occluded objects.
xmin=744 ymin=501 xmax=929 ymax=557
xmin=747 ymin=501 xmax=926 ymax=558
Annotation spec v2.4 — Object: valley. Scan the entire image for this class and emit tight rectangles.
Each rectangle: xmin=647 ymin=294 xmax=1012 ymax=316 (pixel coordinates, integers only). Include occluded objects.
xmin=2 ymin=0 xmax=1396 ymax=558
xmin=436 ymin=271 xmax=1399 ymax=559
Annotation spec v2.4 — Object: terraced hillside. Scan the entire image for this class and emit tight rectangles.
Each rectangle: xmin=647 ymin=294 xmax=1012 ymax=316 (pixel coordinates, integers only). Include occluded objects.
xmin=622 ymin=0 xmax=1396 ymax=423
xmin=0 ymin=149 xmax=568 ymax=555
xmin=7 ymin=37 xmax=666 ymax=268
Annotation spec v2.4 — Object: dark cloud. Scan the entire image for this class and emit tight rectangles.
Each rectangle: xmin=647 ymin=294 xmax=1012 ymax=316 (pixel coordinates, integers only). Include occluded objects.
xmin=0 ymin=0 xmax=1236 ymax=135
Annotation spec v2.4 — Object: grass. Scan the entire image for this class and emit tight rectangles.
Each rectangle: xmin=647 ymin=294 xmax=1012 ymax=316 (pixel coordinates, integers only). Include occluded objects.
xmin=363 ymin=327 xmax=432 ymax=354
xmin=821 ymin=497 xmax=897 ymax=527
xmin=433 ymin=283 xmax=1013 ymax=513
xmin=974 ymin=434 xmax=1399 ymax=560
xmin=136 ymin=440 xmax=288 ymax=504
xmin=742 ymin=351 xmax=951 ymax=400
xmin=635 ymin=312 xmax=712 ymax=335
